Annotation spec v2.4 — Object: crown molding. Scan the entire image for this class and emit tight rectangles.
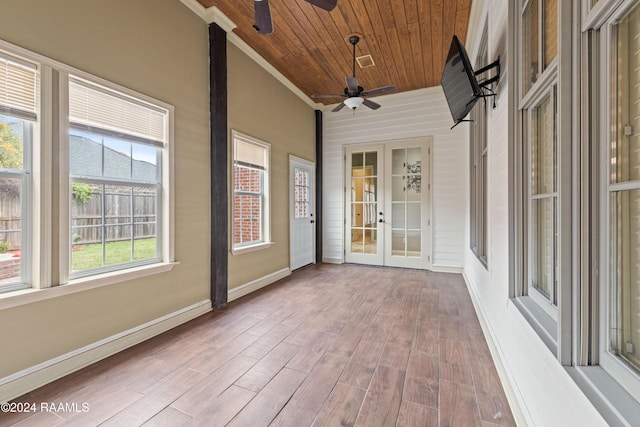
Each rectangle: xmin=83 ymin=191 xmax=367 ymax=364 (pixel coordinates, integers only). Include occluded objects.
xmin=179 ymin=1 xmax=320 ymax=110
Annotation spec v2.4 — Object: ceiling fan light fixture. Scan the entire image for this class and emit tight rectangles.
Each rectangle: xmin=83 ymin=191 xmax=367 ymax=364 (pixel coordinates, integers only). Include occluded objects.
xmin=344 ymin=96 xmax=364 ymax=110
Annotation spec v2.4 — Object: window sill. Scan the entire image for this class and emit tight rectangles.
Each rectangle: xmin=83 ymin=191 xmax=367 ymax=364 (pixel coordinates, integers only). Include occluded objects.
xmin=231 ymin=242 xmax=274 ymax=256
xmin=566 ymin=365 xmax=640 ymax=427
xmin=0 ymin=261 xmax=179 ymax=310
xmin=511 ymin=295 xmax=558 ymax=356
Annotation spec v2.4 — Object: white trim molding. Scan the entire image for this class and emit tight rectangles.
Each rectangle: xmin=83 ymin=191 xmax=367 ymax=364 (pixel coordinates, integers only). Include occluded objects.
xmin=0 ymin=300 xmax=212 ymax=402
xmin=321 ymin=257 xmax=344 ymax=265
xmin=228 ymin=267 xmax=291 ymax=302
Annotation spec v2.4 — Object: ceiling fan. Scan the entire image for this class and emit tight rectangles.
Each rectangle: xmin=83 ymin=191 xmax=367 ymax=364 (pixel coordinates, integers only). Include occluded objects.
xmin=311 ymin=35 xmax=397 ymax=112
xmin=254 ymin=0 xmax=338 ymax=35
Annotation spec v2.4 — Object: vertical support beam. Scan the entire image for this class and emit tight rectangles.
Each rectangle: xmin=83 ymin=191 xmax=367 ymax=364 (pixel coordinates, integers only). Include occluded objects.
xmin=209 ymin=23 xmax=228 ymax=309
xmin=315 ymin=110 xmax=323 ymax=263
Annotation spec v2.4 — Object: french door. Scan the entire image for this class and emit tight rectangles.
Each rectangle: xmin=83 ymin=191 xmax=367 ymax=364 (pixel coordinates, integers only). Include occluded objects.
xmin=345 ymin=138 xmax=432 ymax=269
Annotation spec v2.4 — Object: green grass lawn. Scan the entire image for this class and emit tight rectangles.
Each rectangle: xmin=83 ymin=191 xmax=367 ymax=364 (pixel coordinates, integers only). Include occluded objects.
xmin=72 ymin=238 xmax=157 ymax=271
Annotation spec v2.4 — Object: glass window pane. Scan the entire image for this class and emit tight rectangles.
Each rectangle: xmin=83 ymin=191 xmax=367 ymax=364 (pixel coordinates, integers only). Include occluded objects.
xmin=132 ymin=144 xmax=158 ymax=182
xmin=105 ymin=225 xmax=132 ymax=266
xmin=610 ymin=189 xmax=640 ymax=371
xmin=407 ymin=148 xmax=421 ymax=173
xmin=353 ymin=203 xmax=364 ymax=227
xmin=531 ymin=94 xmax=556 ymax=195
xmin=392 ymin=149 xmax=405 ymax=175
xmin=392 ymin=176 xmax=405 ymax=202
xmin=392 ymin=230 xmax=405 ymax=255
xmin=523 ymin=0 xmax=539 ymax=94
xmin=0 ymin=178 xmax=22 ymax=285
xmin=392 ymin=203 xmax=405 ymax=229
xmin=71 ymin=227 xmax=102 ymax=272
xmin=351 ymin=229 xmax=363 ymax=253
xmin=70 ymin=131 xmax=103 ymax=177
xmin=0 ymin=115 xmax=25 ymax=170
xmin=365 ymin=152 xmax=377 ymax=176
xmin=531 ymin=197 xmax=556 ymax=302
xmin=543 ymin=0 xmax=558 ymax=68
xmin=611 ymin=2 xmax=640 ymax=185
xmin=103 ymin=138 xmax=132 ymax=180
xmin=364 ymin=229 xmax=377 ymax=254
xmin=407 ymin=231 xmax=421 ymax=255
xmin=408 ymin=203 xmax=421 ymax=229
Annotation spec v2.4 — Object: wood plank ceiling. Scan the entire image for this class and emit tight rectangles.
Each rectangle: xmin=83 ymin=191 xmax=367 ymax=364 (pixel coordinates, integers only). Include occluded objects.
xmin=197 ymin=0 xmax=473 ymax=105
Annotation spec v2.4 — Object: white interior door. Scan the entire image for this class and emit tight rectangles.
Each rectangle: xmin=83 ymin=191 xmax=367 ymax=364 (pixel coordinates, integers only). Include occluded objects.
xmin=289 ymin=156 xmax=315 ymax=270
xmin=345 ymin=145 xmax=384 ymax=265
xmin=344 ymin=138 xmax=432 ymax=269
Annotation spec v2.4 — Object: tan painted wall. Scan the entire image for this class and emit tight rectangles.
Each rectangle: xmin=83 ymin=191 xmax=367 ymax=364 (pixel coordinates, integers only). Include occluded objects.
xmin=0 ymin=0 xmax=211 ymax=377
xmin=227 ymin=43 xmax=315 ymax=289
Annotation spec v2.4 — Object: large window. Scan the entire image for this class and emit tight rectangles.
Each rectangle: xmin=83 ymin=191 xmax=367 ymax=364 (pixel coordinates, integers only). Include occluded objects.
xmin=0 ymin=53 xmax=36 ymax=293
xmin=67 ymin=77 xmax=166 ymax=277
xmin=232 ymin=131 xmax=270 ymax=252
xmin=605 ymin=0 xmax=640 ymax=389
xmin=518 ymin=0 xmax=559 ymax=318
xmin=470 ymin=27 xmax=489 ymax=266
xmin=0 ymin=38 xmax=174 ymax=297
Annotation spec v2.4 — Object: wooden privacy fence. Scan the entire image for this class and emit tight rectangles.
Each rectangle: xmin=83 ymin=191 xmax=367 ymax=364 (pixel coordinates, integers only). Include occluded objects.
xmin=71 ymin=187 xmax=157 ymax=244
xmin=0 ymin=187 xmax=157 ymax=250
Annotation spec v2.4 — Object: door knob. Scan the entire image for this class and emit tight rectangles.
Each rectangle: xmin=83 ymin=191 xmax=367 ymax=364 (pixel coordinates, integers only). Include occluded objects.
xmin=310 ymin=220 xmax=315 ymax=224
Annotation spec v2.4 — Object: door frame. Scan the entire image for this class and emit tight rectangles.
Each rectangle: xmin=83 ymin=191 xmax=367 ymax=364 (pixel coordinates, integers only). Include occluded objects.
xmin=289 ymin=155 xmax=316 ymax=270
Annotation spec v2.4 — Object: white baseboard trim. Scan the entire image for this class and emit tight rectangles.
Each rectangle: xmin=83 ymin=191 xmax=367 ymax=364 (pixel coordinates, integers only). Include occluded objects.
xmin=228 ymin=267 xmax=291 ymax=302
xmin=0 ymin=299 xmax=212 ymax=402
xmin=462 ymin=271 xmax=531 ymax=427
xmin=321 ymin=257 xmax=343 ymax=265
xmin=431 ymin=265 xmax=464 ymax=274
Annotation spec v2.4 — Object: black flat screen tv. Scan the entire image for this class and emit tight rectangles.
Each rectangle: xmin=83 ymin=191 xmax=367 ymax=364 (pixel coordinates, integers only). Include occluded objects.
xmin=441 ymin=35 xmax=483 ymax=126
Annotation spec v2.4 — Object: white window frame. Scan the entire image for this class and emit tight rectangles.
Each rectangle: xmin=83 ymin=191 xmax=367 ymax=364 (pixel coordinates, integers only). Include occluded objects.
xmin=231 ymin=130 xmax=272 ymax=255
xmin=511 ymin=0 xmax=573 ymax=364
xmin=58 ymin=71 xmax=175 ymax=286
xmin=0 ymin=37 xmax=176 ymax=308
xmin=597 ymin=0 xmax=640 ymax=403
xmin=470 ymin=24 xmax=489 ymax=268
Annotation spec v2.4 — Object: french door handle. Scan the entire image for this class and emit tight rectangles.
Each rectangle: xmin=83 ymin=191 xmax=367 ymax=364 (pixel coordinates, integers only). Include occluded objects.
xmin=310 ymin=220 xmax=315 ymax=224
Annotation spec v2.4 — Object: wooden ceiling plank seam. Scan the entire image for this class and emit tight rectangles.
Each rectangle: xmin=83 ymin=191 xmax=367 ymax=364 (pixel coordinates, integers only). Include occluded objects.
xmin=454 ymin=7 xmax=472 ymax=47
xmin=408 ymin=22 xmax=427 ymax=89
xmin=385 ymin=28 xmax=412 ymax=91
xmin=417 ymin=0 xmax=435 ymax=87
xmin=371 ymin=0 xmax=404 ymax=90
xmin=389 ymin=0 xmax=420 ymax=90
xmin=430 ymin=0 xmax=444 ymax=88
xmin=346 ymin=1 xmax=394 ymax=88
xmin=269 ymin=0 xmax=347 ymax=94
xmin=294 ymin=2 xmax=357 ymax=93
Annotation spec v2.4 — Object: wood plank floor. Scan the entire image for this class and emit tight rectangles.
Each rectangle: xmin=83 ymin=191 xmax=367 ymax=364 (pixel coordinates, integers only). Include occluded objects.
xmin=0 ymin=264 xmax=515 ymax=427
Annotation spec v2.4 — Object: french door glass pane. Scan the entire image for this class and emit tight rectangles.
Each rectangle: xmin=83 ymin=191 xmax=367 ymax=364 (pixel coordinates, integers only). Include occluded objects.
xmin=350 ymin=151 xmax=378 ymax=255
xmin=531 ymin=197 xmax=556 ymax=301
xmin=391 ymin=147 xmax=422 ymax=258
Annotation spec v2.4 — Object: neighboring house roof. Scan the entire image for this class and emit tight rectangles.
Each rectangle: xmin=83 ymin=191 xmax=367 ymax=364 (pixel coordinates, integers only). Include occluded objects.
xmin=70 ymin=135 xmax=156 ymax=183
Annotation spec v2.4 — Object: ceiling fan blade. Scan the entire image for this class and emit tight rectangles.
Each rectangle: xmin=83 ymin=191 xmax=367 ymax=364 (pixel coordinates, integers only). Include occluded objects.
xmin=332 ymin=102 xmax=347 ymax=112
xmin=311 ymin=94 xmax=347 ymax=99
xmin=305 ymin=0 xmax=338 ymax=11
xmin=362 ymin=98 xmax=381 ymax=110
xmin=346 ymin=77 xmax=358 ymax=94
xmin=360 ymin=85 xmax=397 ymax=97
xmin=254 ymin=0 xmax=273 ymax=34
